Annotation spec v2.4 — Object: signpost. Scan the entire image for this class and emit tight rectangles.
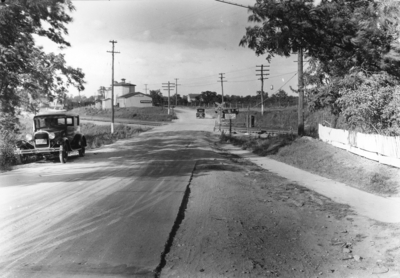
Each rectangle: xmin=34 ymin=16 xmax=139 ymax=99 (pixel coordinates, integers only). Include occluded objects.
xmin=215 ymin=102 xmax=225 ymax=132
xmin=214 ymin=104 xmax=240 ymax=135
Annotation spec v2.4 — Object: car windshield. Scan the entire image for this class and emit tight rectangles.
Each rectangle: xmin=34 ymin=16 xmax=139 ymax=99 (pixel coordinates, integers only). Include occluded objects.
xmin=34 ymin=116 xmax=66 ymax=130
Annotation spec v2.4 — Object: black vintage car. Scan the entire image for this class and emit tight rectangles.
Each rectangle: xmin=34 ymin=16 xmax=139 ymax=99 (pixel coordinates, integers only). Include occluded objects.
xmin=15 ymin=112 xmax=87 ymax=163
xmin=196 ymin=108 xmax=205 ymax=119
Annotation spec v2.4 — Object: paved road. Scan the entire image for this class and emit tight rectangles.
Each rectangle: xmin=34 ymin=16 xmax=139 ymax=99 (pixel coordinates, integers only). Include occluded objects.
xmin=0 ymin=108 xmax=216 ymax=277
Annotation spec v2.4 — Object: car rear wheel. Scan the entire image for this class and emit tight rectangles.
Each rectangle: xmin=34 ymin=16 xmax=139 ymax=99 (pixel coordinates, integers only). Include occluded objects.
xmin=59 ymin=144 xmax=68 ymax=163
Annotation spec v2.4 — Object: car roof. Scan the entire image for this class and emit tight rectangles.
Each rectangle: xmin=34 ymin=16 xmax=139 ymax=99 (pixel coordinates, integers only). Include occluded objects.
xmin=34 ymin=112 xmax=79 ymax=117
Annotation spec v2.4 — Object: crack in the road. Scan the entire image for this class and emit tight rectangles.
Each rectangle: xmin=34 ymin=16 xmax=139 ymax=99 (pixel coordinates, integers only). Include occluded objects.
xmin=153 ymin=161 xmax=197 ymax=278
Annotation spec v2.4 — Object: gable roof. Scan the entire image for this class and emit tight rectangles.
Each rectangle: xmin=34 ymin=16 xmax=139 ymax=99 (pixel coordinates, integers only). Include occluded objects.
xmin=118 ymin=92 xmax=151 ymax=99
xmin=113 ymin=81 xmax=136 ymax=87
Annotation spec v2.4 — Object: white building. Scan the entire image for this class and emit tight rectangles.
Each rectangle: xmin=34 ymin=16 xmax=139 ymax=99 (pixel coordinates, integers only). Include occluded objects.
xmin=104 ymin=78 xmax=136 ymax=105
xmin=117 ymin=92 xmax=152 ymax=108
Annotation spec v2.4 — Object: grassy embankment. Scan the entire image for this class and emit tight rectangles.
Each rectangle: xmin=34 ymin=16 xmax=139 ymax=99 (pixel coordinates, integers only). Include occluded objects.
xmin=71 ymin=106 xmax=178 ymax=122
xmin=0 ymin=107 xmax=174 ymax=170
xmin=16 ymin=113 xmax=150 ymax=150
xmin=220 ymin=108 xmax=399 ymax=197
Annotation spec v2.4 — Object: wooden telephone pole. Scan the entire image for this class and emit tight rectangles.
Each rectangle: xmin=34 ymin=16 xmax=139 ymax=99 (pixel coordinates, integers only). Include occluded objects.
xmin=256 ymin=64 xmax=270 ymax=115
xmin=218 ymin=73 xmax=227 ymax=103
xmin=107 ymin=40 xmax=120 ymax=134
xmin=215 ymin=0 xmax=305 ymax=135
xmin=175 ymin=78 xmax=181 ymax=106
xmin=162 ymin=81 xmax=175 ymax=114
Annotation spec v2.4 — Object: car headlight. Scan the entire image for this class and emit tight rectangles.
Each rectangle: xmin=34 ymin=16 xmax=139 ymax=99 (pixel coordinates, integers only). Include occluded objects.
xmin=48 ymin=132 xmax=55 ymax=139
xmin=25 ymin=134 xmax=33 ymax=141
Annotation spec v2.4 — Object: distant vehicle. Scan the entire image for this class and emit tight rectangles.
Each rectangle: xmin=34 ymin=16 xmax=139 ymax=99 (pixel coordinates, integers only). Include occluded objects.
xmin=196 ymin=108 xmax=205 ymax=119
xmin=15 ymin=112 xmax=87 ymax=163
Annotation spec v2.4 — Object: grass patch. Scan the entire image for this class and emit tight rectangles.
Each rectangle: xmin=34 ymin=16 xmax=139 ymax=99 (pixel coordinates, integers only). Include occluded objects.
xmin=70 ymin=107 xmax=178 ymax=122
xmin=81 ymin=123 xmax=149 ymax=149
xmin=0 ymin=117 xmax=149 ymax=171
xmin=221 ymin=133 xmax=399 ymax=196
xmin=271 ymin=137 xmax=398 ymax=196
xmin=220 ymin=132 xmax=297 ymax=156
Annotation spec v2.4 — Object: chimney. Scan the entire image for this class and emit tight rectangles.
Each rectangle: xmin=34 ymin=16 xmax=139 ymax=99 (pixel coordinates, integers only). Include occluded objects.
xmin=121 ymin=78 xmax=126 ymax=83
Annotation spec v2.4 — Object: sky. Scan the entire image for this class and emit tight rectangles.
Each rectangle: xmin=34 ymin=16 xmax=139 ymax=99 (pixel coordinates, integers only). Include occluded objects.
xmin=36 ymin=0 xmax=300 ymax=99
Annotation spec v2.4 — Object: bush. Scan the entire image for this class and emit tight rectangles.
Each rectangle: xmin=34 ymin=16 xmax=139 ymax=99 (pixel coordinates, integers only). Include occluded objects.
xmin=338 ymin=78 xmax=400 ymax=135
xmin=220 ymin=132 xmax=297 ymax=155
xmin=0 ymin=130 xmax=17 ymax=170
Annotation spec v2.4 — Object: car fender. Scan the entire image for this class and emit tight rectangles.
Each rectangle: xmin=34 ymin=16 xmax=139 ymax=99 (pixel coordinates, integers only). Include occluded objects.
xmin=81 ymin=136 xmax=87 ymax=147
xmin=60 ymin=138 xmax=72 ymax=152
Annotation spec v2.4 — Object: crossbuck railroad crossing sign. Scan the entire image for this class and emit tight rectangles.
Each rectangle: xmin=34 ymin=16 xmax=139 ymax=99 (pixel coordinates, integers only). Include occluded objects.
xmin=215 ymin=102 xmax=225 ymax=112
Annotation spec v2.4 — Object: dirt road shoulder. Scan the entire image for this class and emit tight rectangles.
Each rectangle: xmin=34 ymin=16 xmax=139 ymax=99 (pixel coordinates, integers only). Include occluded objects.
xmin=161 ymin=149 xmax=400 ymax=278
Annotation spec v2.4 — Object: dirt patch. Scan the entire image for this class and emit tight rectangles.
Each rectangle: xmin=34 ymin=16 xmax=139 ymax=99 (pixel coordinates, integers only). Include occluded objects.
xmin=161 ymin=156 xmax=400 ymax=277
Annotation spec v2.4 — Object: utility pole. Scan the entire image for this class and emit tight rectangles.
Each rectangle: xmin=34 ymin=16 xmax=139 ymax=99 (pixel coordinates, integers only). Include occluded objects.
xmin=218 ymin=73 xmax=227 ymax=103
xmin=107 ymin=40 xmax=120 ymax=134
xmin=298 ymin=48 xmax=304 ymax=136
xmin=144 ymin=84 xmax=148 ymax=95
xmin=175 ymin=78 xmax=181 ymax=106
xmin=162 ymin=81 xmax=175 ymax=115
xmin=256 ymin=64 xmax=270 ymax=115
xmin=216 ymin=0 xmax=305 ymax=136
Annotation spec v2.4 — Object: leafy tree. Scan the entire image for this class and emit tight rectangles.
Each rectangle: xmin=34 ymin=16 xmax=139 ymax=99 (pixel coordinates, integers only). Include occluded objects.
xmin=170 ymin=94 xmax=183 ymax=106
xmin=149 ymin=90 xmax=163 ymax=106
xmin=0 ymin=0 xmax=85 ymax=131
xmin=200 ymin=91 xmax=217 ymax=104
xmin=337 ymin=74 xmax=400 ymax=135
xmin=240 ymin=0 xmax=400 ymax=129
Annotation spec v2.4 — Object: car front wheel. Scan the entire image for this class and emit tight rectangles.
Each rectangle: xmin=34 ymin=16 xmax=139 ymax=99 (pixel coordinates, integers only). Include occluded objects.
xmin=59 ymin=144 xmax=68 ymax=163
xmin=79 ymin=141 xmax=85 ymax=157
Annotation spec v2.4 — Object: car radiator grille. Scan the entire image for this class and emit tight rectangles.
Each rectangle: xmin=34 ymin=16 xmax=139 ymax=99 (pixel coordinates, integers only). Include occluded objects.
xmin=34 ymin=133 xmax=49 ymax=148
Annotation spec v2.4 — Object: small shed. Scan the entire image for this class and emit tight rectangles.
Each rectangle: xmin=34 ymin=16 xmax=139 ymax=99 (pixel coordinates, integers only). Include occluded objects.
xmin=94 ymin=100 xmax=102 ymax=109
xmin=118 ymin=92 xmax=152 ymax=108
xmin=187 ymin=94 xmax=201 ymax=103
xmin=102 ymin=98 xmax=112 ymax=109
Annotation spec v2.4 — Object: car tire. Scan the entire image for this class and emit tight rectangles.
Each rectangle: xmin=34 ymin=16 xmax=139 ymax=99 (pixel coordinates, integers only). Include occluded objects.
xmin=79 ymin=141 xmax=85 ymax=157
xmin=59 ymin=144 xmax=68 ymax=163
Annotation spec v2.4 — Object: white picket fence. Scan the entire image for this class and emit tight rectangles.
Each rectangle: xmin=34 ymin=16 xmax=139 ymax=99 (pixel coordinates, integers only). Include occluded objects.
xmin=318 ymin=124 xmax=400 ymax=168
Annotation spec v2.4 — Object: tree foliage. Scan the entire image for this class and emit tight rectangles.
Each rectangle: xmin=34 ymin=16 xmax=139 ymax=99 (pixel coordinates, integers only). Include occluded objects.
xmin=149 ymin=90 xmax=163 ymax=106
xmin=0 ymin=0 xmax=85 ymax=131
xmin=200 ymin=91 xmax=218 ymax=104
xmin=241 ymin=0 xmax=400 ymax=131
xmin=338 ymin=74 xmax=400 ymax=135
